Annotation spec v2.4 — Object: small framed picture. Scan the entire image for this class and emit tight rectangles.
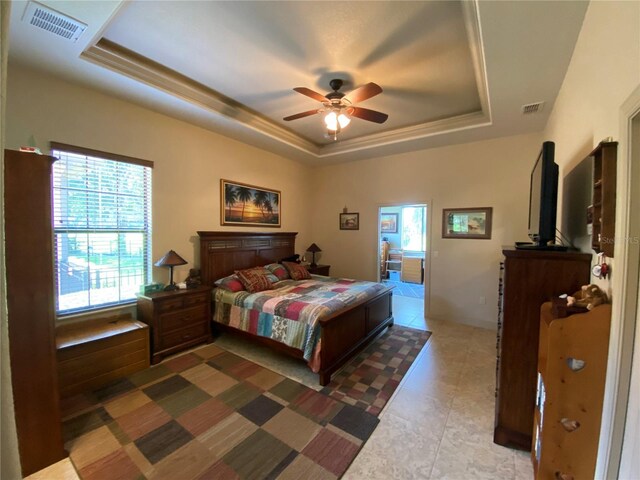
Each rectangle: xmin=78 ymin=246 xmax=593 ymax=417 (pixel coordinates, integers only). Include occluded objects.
xmin=442 ymin=207 xmax=492 ymax=239
xmin=340 ymin=212 xmax=359 ymax=230
xmin=380 ymin=213 xmax=398 ymax=233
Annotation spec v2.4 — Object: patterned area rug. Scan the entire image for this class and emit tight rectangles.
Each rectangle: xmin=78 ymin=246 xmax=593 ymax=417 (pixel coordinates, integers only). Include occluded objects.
xmin=321 ymin=326 xmax=431 ymax=415
xmin=61 ymin=326 xmax=430 ymax=479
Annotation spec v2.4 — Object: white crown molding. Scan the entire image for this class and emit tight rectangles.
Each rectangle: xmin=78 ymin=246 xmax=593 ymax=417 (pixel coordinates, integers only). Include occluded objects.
xmin=80 ymin=0 xmax=491 ymax=159
xmin=317 ymin=111 xmax=491 ymax=157
xmin=462 ymin=0 xmax=492 ymax=123
xmin=81 ymin=39 xmax=321 ymax=156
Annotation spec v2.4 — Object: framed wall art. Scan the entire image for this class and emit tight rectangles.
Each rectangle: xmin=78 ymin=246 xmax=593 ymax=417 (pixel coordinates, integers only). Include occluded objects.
xmin=221 ymin=179 xmax=281 ymax=227
xmin=442 ymin=207 xmax=492 ymax=239
xmin=380 ymin=213 xmax=398 ymax=233
xmin=340 ymin=212 xmax=359 ymax=230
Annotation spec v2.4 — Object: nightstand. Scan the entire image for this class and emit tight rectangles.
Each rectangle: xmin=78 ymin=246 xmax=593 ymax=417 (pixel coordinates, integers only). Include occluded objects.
xmin=306 ymin=264 xmax=331 ymax=276
xmin=136 ymin=285 xmax=212 ymax=364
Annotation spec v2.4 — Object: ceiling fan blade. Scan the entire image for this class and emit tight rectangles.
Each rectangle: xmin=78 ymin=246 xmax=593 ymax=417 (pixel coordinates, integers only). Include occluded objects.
xmin=343 ymin=82 xmax=383 ymax=104
xmin=283 ymin=109 xmax=320 ymax=121
xmin=348 ymin=107 xmax=388 ymax=124
xmin=293 ymin=87 xmax=328 ymax=103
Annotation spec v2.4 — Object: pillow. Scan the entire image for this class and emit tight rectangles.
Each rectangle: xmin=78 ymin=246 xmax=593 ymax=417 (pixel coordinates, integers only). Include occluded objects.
xmin=282 ymin=261 xmax=311 ymax=281
xmin=235 ymin=267 xmax=275 ymax=293
xmin=214 ymin=274 xmax=246 ymax=292
xmin=265 ymin=263 xmax=290 ymax=281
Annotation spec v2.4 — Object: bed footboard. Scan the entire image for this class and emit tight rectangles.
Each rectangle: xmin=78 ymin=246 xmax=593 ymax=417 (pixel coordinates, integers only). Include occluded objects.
xmin=318 ymin=289 xmax=394 ymax=386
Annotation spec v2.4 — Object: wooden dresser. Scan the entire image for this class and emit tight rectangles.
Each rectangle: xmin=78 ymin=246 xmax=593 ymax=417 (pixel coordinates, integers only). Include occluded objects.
xmin=137 ymin=286 xmax=212 ymax=364
xmin=494 ymin=248 xmax=591 ymax=450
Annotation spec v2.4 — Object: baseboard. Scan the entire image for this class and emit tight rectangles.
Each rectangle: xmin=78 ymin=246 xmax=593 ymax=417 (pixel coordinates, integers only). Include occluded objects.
xmin=429 ymin=314 xmax=496 ymax=331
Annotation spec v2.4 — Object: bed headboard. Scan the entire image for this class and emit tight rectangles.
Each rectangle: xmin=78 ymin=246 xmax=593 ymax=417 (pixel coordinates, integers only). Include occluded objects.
xmin=197 ymin=231 xmax=297 ymax=285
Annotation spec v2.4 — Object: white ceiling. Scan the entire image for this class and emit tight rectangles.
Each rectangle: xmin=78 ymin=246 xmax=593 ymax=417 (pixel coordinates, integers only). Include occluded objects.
xmin=7 ymin=0 xmax=588 ymax=165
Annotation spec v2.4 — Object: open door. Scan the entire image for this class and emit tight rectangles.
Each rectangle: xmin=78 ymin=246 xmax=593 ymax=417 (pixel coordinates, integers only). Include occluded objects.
xmin=378 ymin=204 xmax=428 ymax=303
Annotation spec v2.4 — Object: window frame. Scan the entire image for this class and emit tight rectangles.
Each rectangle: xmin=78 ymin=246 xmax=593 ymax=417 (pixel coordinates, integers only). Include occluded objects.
xmin=401 ymin=205 xmax=427 ymax=253
xmin=50 ymin=142 xmax=153 ymax=317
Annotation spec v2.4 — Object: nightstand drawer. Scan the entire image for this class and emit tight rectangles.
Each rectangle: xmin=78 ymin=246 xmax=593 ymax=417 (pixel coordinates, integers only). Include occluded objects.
xmin=183 ymin=293 xmax=208 ymax=307
xmin=158 ymin=297 xmax=184 ymax=312
xmin=160 ymin=323 xmax=208 ymax=349
xmin=160 ymin=304 xmax=207 ymax=332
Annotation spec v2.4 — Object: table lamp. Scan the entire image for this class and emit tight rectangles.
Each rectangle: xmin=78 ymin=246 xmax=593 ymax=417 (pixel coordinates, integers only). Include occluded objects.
xmin=155 ymin=250 xmax=187 ymax=291
xmin=306 ymin=243 xmax=322 ymax=268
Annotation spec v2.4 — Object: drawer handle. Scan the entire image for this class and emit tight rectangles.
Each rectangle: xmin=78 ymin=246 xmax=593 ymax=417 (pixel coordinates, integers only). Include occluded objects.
xmin=182 ymin=333 xmax=192 ymax=340
xmin=566 ymin=357 xmax=586 ymax=372
xmin=555 ymin=472 xmax=574 ymax=480
xmin=560 ymin=418 xmax=580 ymax=432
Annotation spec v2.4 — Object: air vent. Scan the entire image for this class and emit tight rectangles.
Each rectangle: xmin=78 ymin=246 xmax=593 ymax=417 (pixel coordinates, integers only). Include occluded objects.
xmin=22 ymin=1 xmax=87 ymax=42
xmin=522 ymin=102 xmax=545 ymax=115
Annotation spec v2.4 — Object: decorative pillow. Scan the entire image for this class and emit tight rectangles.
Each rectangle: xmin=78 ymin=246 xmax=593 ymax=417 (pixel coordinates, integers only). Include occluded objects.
xmin=282 ymin=261 xmax=311 ymax=281
xmin=235 ymin=267 xmax=275 ymax=293
xmin=214 ymin=274 xmax=246 ymax=292
xmin=265 ymin=263 xmax=290 ymax=281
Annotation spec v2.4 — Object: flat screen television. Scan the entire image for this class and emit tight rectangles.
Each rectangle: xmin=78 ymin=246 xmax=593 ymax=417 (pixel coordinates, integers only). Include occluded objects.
xmin=526 ymin=141 xmax=559 ymax=248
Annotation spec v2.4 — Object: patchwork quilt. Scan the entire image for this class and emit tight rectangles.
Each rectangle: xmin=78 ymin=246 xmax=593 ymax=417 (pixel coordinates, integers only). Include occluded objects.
xmin=212 ymin=276 xmax=388 ymax=369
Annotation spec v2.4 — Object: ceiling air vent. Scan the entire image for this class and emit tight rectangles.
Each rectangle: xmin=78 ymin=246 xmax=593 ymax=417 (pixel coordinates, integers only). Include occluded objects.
xmin=22 ymin=1 xmax=87 ymax=42
xmin=522 ymin=102 xmax=545 ymax=115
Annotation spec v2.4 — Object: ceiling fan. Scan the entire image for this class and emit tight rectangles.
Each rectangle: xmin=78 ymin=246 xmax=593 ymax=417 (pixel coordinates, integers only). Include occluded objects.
xmin=283 ymin=79 xmax=388 ymax=136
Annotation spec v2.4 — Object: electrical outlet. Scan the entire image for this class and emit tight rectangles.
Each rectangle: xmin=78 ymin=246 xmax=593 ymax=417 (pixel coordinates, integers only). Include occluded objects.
xmin=479 ymin=296 xmax=486 ymax=305
xmin=432 ymin=251 xmax=439 ymax=258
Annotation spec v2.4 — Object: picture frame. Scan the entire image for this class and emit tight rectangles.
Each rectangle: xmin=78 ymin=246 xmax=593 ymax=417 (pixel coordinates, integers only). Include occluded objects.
xmin=221 ymin=179 xmax=281 ymax=227
xmin=380 ymin=213 xmax=398 ymax=233
xmin=442 ymin=207 xmax=492 ymax=239
xmin=340 ymin=212 xmax=359 ymax=230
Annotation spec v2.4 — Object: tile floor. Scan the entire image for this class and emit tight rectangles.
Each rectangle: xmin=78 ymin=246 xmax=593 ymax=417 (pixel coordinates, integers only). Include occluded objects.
xmin=28 ymin=294 xmax=531 ymax=480
xmin=382 ymin=279 xmax=425 ymax=299
xmin=344 ymin=295 xmax=532 ymax=479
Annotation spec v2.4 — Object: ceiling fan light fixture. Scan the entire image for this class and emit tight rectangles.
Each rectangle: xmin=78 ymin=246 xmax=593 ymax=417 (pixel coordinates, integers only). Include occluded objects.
xmin=324 ymin=111 xmax=337 ymax=131
xmin=324 ymin=111 xmax=350 ymax=132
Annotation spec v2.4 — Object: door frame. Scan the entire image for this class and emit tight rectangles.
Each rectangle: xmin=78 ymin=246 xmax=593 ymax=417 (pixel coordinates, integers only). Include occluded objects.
xmin=596 ymin=83 xmax=640 ymax=478
xmin=376 ymin=201 xmax=432 ymax=318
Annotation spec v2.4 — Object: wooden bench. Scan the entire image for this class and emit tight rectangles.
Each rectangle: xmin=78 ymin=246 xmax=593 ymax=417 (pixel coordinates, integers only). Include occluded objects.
xmin=56 ymin=314 xmax=150 ymax=397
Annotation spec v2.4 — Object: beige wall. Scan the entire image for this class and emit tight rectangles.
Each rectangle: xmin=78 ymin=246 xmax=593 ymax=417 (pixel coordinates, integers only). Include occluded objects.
xmin=5 ymin=64 xmax=314 ymax=290
xmin=541 ymin=2 xmax=640 ymax=477
xmin=543 ymin=0 xmax=640 ymax=295
xmin=1 ymin=2 xmax=21 ymax=478
xmin=311 ymin=132 xmax=542 ymax=329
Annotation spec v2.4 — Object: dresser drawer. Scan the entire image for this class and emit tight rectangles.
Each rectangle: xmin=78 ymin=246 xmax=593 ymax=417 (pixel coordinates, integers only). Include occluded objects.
xmin=160 ymin=323 xmax=208 ymax=350
xmin=183 ymin=293 xmax=208 ymax=307
xmin=157 ymin=297 xmax=184 ymax=313
xmin=160 ymin=304 xmax=207 ymax=332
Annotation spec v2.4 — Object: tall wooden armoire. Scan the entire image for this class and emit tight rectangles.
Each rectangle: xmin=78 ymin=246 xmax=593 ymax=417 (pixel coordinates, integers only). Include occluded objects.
xmin=4 ymin=149 xmax=66 ymax=476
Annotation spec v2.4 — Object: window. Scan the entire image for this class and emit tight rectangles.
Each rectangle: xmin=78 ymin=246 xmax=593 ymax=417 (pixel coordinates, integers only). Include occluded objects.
xmin=401 ymin=206 xmax=426 ymax=252
xmin=51 ymin=144 xmax=152 ymax=315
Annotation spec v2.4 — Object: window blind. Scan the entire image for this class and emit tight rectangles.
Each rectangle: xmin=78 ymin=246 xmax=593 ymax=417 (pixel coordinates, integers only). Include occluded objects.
xmin=51 ymin=149 xmax=152 ymax=314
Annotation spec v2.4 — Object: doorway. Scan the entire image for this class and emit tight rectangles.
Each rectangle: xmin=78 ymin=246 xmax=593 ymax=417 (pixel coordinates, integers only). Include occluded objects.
xmin=378 ymin=204 xmax=428 ymax=303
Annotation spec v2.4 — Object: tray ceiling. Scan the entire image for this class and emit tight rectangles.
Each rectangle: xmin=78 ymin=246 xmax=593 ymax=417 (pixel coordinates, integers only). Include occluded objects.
xmin=8 ymin=1 xmax=589 ymax=164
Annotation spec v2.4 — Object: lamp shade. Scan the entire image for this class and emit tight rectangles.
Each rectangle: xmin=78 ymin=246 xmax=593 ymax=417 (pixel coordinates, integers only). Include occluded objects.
xmin=154 ymin=250 xmax=187 ymax=268
xmin=306 ymin=243 xmax=322 ymax=253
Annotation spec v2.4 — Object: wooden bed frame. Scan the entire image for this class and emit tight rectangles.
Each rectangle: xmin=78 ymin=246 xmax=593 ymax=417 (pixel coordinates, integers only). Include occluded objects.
xmin=197 ymin=231 xmax=394 ymax=385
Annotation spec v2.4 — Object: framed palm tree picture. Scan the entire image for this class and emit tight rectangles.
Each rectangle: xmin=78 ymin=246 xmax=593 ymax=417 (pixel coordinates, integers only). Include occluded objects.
xmin=221 ymin=179 xmax=281 ymax=227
